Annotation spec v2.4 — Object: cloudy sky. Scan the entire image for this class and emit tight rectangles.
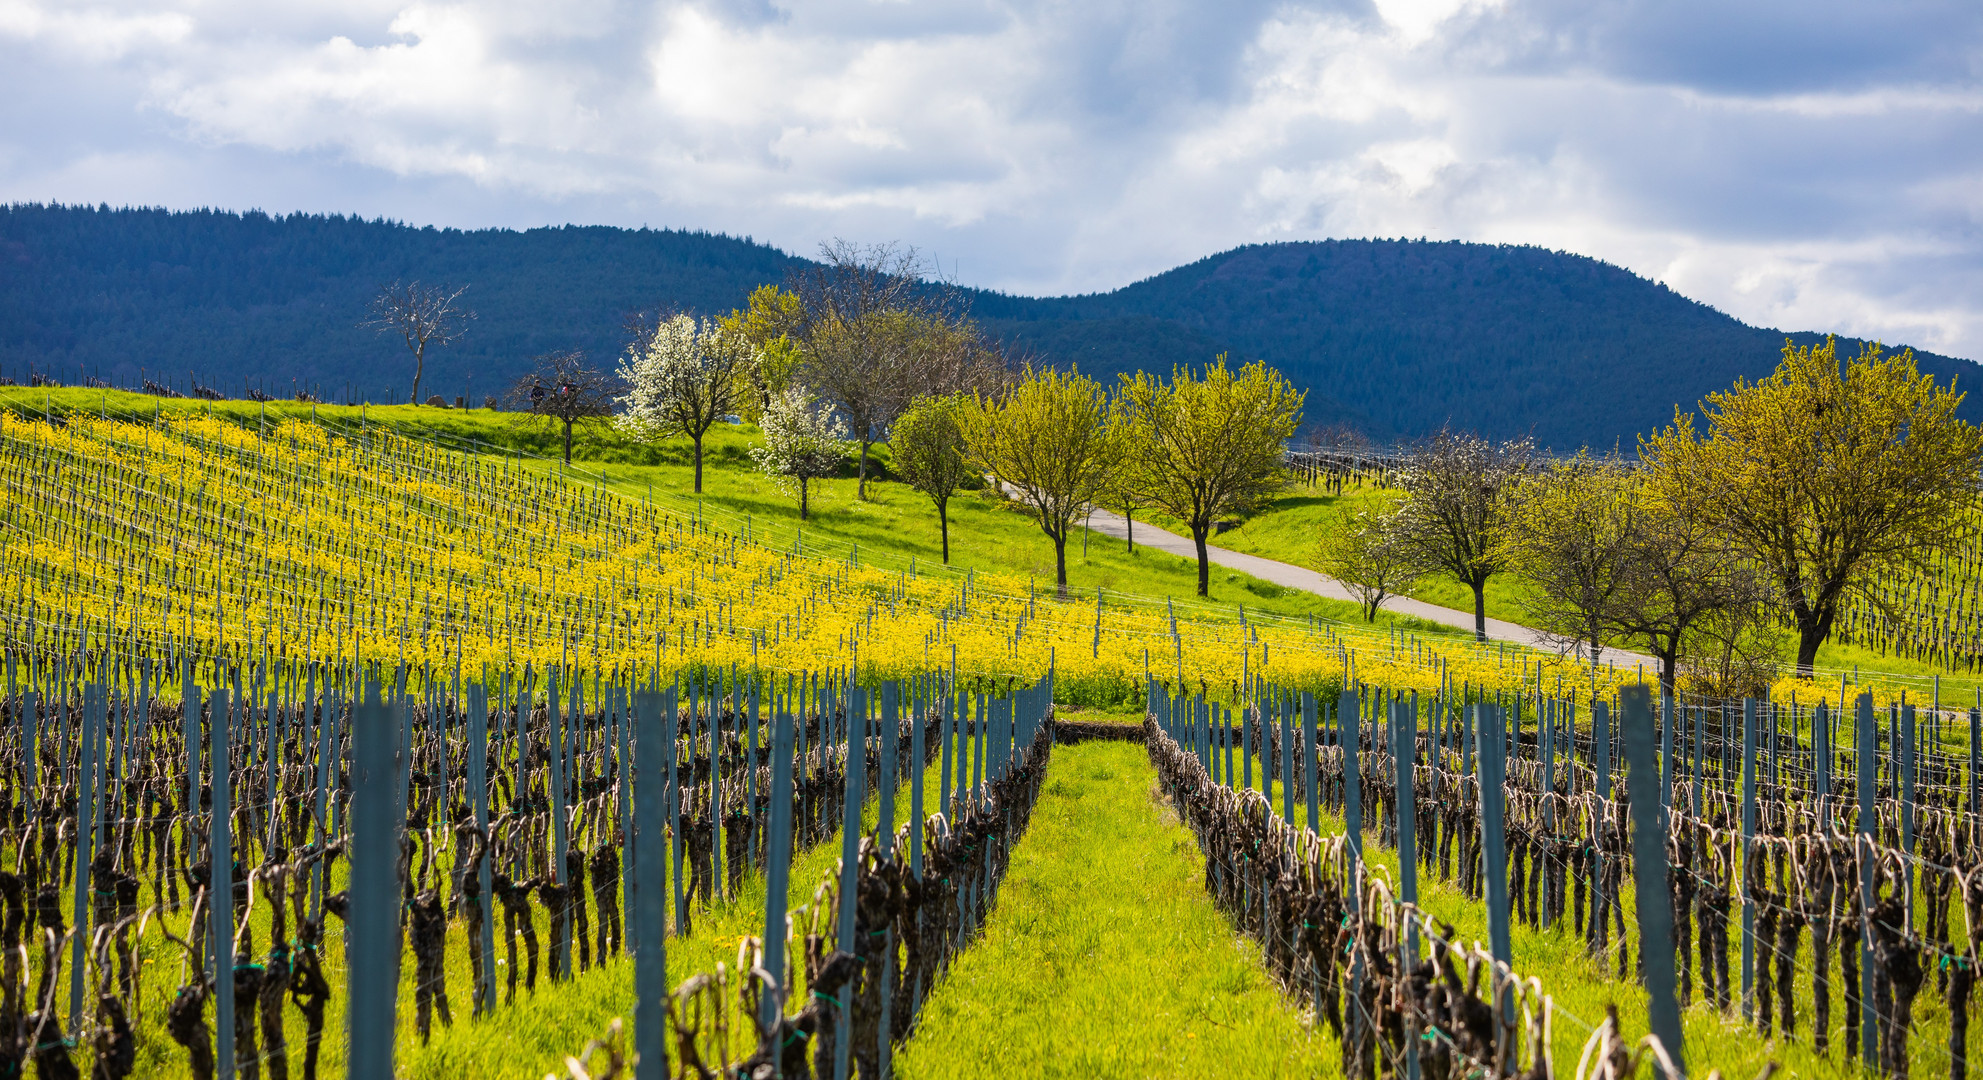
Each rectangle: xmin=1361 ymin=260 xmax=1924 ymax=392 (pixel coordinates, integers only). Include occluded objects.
xmin=4 ymin=0 xmax=1980 ymax=357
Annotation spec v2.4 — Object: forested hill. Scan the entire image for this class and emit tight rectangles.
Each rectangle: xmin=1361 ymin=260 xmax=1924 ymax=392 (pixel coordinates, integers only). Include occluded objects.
xmin=968 ymin=243 xmax=1983 ymax=448
xmin=3 ymin=203 xmax=1974 ymax=449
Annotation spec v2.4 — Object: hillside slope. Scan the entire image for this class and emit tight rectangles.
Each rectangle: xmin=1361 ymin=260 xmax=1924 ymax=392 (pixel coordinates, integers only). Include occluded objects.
xmin=972 ymin=240 xmax=1983 ymax=447
xmin=3 ymin=204 xmax=1973 ymax=448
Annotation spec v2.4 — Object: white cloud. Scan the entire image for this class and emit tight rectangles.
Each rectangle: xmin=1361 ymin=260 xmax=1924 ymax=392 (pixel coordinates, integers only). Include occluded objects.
xmin=1 ymin=0 xmax=1980 ymax=358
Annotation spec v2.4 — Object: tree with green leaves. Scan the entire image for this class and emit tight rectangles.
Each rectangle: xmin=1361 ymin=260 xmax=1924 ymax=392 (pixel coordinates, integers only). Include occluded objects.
xmin=1644 ymin=337 xmax=1983 ymax=676
xmin=1116 ymin=357 xmax=1304 ymax=597
xmin=960 ymin=366 xmax=1115 ymax=597
xmin=890 ymin=394 xmax=975 ymax=562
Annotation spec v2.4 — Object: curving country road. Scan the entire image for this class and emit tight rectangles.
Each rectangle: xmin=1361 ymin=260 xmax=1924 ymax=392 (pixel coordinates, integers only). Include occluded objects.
xmin=1082 ymin=507 xmax=1655 ymax=667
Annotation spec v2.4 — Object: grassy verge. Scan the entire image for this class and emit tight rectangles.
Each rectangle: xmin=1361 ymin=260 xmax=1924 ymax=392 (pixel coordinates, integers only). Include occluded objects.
xmin=908 ymin=731 xmax=1961 ymax=1080
xmin=896 ymin=741 xmax=1337 ymax=1078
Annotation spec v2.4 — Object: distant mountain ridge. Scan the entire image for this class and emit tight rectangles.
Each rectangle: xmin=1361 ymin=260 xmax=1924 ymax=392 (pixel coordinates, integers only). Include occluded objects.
xmin=2 ymin=203 xmax=1972 ymax=449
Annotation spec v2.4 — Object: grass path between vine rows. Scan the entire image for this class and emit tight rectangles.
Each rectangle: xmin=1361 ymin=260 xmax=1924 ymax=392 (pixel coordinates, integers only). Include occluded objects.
xmin=902 ymin=734 xmax=1964 ymax=1080
xmin=896 ymin=740 xmax=1338 ymax=1078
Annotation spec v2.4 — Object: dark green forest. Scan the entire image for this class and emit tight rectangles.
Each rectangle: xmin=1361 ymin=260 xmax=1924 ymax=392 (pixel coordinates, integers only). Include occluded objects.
xmin=3 ymin=203 xmax=1974 ymax=449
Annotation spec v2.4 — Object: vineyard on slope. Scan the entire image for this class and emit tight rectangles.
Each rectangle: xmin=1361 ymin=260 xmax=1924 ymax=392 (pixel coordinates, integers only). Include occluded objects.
xmin=0 ymin=408 xmax=1636 ymax=703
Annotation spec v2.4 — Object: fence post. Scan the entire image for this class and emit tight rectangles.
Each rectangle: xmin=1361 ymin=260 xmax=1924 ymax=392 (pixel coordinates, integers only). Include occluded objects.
xmin=877 ymin=681 xmax=898 ymax=1078
xmin=1855 ymin=693 xmax=1877 ymax=1064
xmin=472 ymin=681 xmax=495 ymax=1015
xmin=711 ymin=679 xmax=727 ymax=904
xmin=1659 ymin=689 xmax=1674 ymax=831
xmin=834 ymin=682 xmax=867 ymax=1080
xmin=1972 ymin=706 xmax=1981 ymax=847
xmin=1541 ymin=697 xmax=1554 ymax=929
xmin=1281 ymin=698 xmax=1294 ymax=823
xmin=635 ymin=688 xmax=668 ymax=1080
xmin=206 ymin=686 xmax=237 ymax=1080
xmin=1813 ymin=701 xmax=1831 ymax=833
xmin=1342 ymin=689 xmax=1362 ymax=868
xmin=1393 ymin=698 xmax=1420 ymax=1080
xmin=1303 ymin=692 xmax=1318 ymax=833
xmin=617 ymin=684 xmax=634 ymax=960
xmin=1740 ymin=698 xmax=1756 ymax=1023
xmin=1621 ymin=684 xmax=1684 ymax=1077
xmin=68 ymin=683 xmax=99 ymax=1033
xmin=1737 ymin=693 xmax=1752 ymax=1022
xmin=1475 ymin=703 xmax=1511 ymax=968
xmin=348 ymin=680 xmax=396 ymax=1080
xmin=1901 ymin=703 xmax=1916 ymax=902
xmin=759 ymin=691 xmax=795 ymax=1036
xmin=670 ymin=682 xmax=687 ymax=938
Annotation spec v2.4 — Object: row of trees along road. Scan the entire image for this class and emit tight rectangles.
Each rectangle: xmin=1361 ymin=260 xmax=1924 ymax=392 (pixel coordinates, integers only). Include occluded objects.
xmin=1321 ymin=338 xmax=1983 ymax=695
xmin=894 ymin=358 xmax=1304 ymax=598
xmin=605 ymin=242 xmax=1303 ymax=602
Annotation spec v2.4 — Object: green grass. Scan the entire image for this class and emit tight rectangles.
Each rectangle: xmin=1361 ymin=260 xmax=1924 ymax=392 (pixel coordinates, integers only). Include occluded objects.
xmin=897 ymin=741 xmax=1337 ymax=1078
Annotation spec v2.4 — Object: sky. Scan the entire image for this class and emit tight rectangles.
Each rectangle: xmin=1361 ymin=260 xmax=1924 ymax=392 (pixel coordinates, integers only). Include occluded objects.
xmin=3 ymin=0 xmax=1981 ymax=359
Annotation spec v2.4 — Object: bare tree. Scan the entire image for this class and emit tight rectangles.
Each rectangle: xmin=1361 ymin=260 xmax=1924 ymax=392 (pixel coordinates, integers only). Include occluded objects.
xmin=786 ymin=241 xmax=1003 ymax=499
xmin=1501 ymin=454 xmax=1639 ymax=663
xmin=1609 ymin=479 xmax=1770 ymax=697
xmin=1391 ymin=430 xmax=1535 ymax=641
xmin=365 ymin=281 xmax=473 ymax=405
xmin=505 ymin=351 xmax=618 ymax=464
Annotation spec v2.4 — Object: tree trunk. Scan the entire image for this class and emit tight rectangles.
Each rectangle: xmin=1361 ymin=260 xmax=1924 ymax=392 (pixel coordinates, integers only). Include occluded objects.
xmin=1052 ymin=530 xmax=1069 ymax=598
xmin=1794 ymin=603 xmax=1836 ymax=678
xmin=562 ymin=419 xmax=573 ymax=464
xmin=1470 ymin=579 xmax=1488 ymax=642
xmin=1125 ymin=511 xmax=1135 ymax=554
xmin=1658 ymin=650 xmax=1679 ymax=702
xmin=692 ymin=433 xmax=704 ymax=494
xmin=1192 ymin=524 xmax=1211 ymax=598
xmin=412 ymin=341 xmax=427 ymax=404
xmin=937 ymin=499 xmax=950 ymax=564
xmin=857 ymin=439 xmax=871 ymax=500
xmin=799 ymin=477 xmax=810 ymax=522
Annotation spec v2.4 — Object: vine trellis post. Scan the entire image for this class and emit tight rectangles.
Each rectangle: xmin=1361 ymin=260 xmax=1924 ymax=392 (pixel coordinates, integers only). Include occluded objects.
xmin=1623 ymin=684 xmax=1683 ymax=1078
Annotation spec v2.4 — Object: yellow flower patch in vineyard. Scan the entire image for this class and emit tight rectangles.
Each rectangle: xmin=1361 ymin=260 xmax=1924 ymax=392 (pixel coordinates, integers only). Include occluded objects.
xmin=0 ymin=412 xmax=1624 ymax=699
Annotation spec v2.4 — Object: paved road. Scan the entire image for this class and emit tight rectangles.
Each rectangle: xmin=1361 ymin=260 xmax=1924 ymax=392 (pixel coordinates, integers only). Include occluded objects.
xmin=1084 ymin=507 xmax=1654 ymax=665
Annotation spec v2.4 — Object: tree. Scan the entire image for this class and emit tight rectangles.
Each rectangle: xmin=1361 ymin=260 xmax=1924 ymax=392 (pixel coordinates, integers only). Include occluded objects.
xmin=1500 ymin=454 xmax=1639 ymax=663
xmin=365 ymin=281 xmax=472 ymax=405
xmin=504 ymin=351 xmax=616 ymax=464
xmin=1391 ymin=430 xmax=1535 ymax=641
xmin=786 ymin=242 xmax=1004 ymax=499
xmin=1644 ymin=337 xmax=1983 ymax=676
xmin=1607 ymin=482 xmax=1768 ymax=696
xmin=1116 ymin=358 xmax=1304 ymax=597
xmin=718 ymin=285 xmax=806 ymax=419
xmin=890 ymin=394 xmax=975 ymax=563
xmin=615 ymin=313 xmax=756 ymax=493
xmin=750 ymin=387 xmax=847 ymax=521
xmin=960 ymin=366 xmax=1116 ymax=597
xmin=1314 ymin=502 xmax=1420 ymax=621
